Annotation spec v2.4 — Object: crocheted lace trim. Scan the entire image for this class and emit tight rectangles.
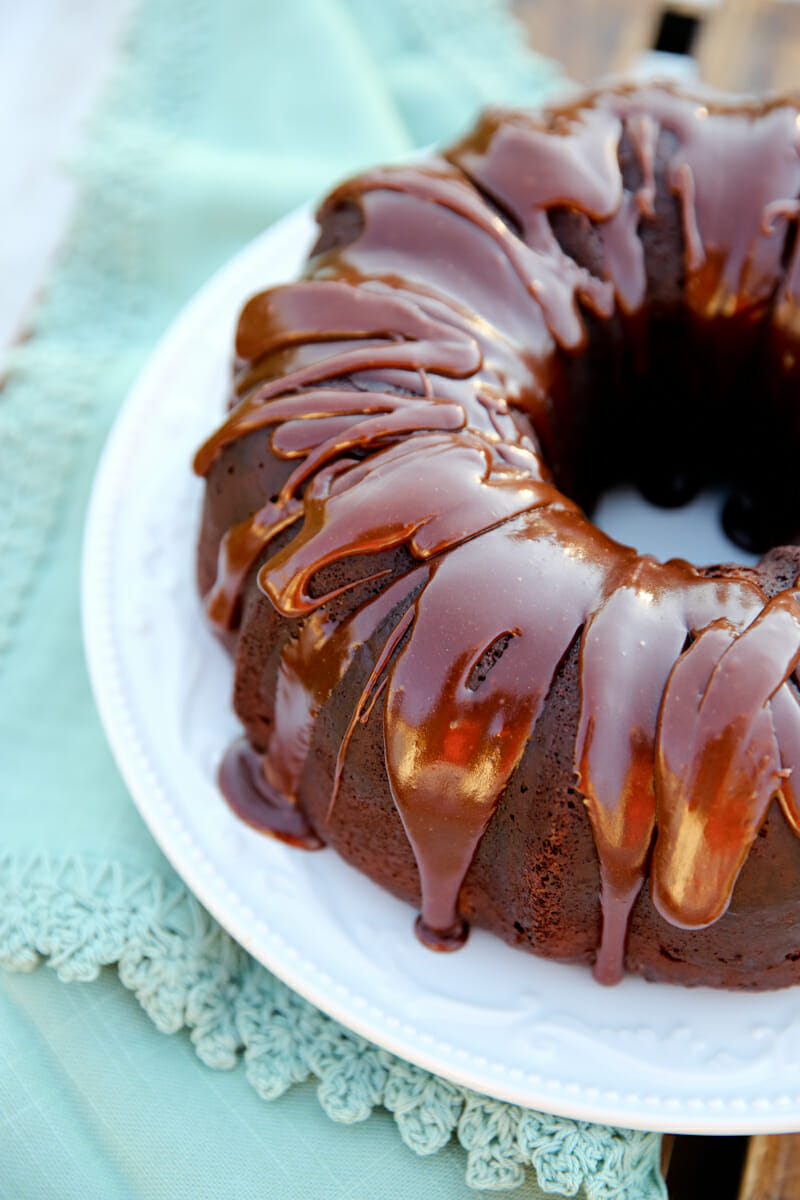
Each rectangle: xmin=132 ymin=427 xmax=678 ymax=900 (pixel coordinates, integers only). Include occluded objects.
xmin=0 ymin=854 xmax=665 ymax=1197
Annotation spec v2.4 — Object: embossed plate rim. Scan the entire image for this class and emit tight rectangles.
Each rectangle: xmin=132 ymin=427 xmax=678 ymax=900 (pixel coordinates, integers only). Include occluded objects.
xmin=83 ymin=204 xmax=800 ymax=1134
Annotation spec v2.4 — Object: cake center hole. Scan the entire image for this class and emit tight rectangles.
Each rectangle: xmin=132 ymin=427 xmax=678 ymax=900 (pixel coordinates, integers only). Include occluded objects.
xmin=593 ymin=486 xmax=759 ymax=567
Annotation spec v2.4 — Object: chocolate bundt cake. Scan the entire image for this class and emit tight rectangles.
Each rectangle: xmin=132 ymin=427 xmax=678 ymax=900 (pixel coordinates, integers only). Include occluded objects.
xmin=194 ymin=83 xmax=800 ymax=988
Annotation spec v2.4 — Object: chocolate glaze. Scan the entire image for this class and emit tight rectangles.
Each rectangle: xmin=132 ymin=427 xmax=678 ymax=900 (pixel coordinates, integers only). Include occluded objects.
xmin=218 ymin=736 xmax=324 ymax=848
xmin=195 ymin=84 xmax=800 ymax=983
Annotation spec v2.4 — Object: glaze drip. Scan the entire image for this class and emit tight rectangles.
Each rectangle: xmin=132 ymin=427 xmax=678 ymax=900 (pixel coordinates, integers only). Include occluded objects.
xmin=196 ymin=84 xmax=800 ymax=982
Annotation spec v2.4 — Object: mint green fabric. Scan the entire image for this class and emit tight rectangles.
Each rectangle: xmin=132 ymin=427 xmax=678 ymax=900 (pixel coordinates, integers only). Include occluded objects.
xmin=0 ymin=1 xmax=666 ymax=1196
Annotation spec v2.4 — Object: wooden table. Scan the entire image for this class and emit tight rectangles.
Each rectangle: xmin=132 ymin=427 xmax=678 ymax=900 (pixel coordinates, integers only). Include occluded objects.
xmin=514 ymin=0 xmax=800 ymax=92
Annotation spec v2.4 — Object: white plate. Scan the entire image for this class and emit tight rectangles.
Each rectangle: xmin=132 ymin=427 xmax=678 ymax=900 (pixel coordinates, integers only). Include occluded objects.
xmin=83 ymin=204 xmax=800 ymax=1135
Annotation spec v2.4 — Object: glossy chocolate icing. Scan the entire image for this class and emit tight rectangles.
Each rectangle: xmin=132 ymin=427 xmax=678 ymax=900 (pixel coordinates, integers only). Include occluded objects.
xmin=195 ymin=84 xmax=800 ymax=984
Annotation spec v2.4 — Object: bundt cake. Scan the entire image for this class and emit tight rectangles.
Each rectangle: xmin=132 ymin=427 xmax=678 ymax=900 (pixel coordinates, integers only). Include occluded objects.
xmin=194 ymin=83 xmax=800 ymax=988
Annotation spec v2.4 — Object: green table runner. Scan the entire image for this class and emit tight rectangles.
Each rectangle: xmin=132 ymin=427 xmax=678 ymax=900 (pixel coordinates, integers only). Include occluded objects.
xmin=0 ymin=2 xmax=665 ymax=1195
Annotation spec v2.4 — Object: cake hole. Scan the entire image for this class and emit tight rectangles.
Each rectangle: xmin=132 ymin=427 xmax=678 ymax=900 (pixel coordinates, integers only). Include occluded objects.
xmin=782 ymin=215 xmax=798 ymax=273
xmin=467 ymin=631 xmax=515 ymax=692
xmin=593 ymin=486 xmax=760 ymax=568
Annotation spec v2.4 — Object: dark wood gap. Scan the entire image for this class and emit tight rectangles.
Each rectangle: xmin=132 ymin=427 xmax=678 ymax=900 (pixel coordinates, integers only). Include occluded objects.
xmin=663 ymin=1133 xmax=800 ymax=1199
xmin=652 ymin=10 xmax=701 ymax=57
xmin=665 ymin=1134 xmax=748 ymax=1200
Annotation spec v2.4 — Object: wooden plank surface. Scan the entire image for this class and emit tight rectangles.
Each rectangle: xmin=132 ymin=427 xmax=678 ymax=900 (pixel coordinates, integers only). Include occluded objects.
xmin=698 ymin=0 xmax=800 ymax=92
xmin=738 ymin=1134 xmax=800 ymax=1200
xmin=513 ymin=0 xmax=800 ymax=92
